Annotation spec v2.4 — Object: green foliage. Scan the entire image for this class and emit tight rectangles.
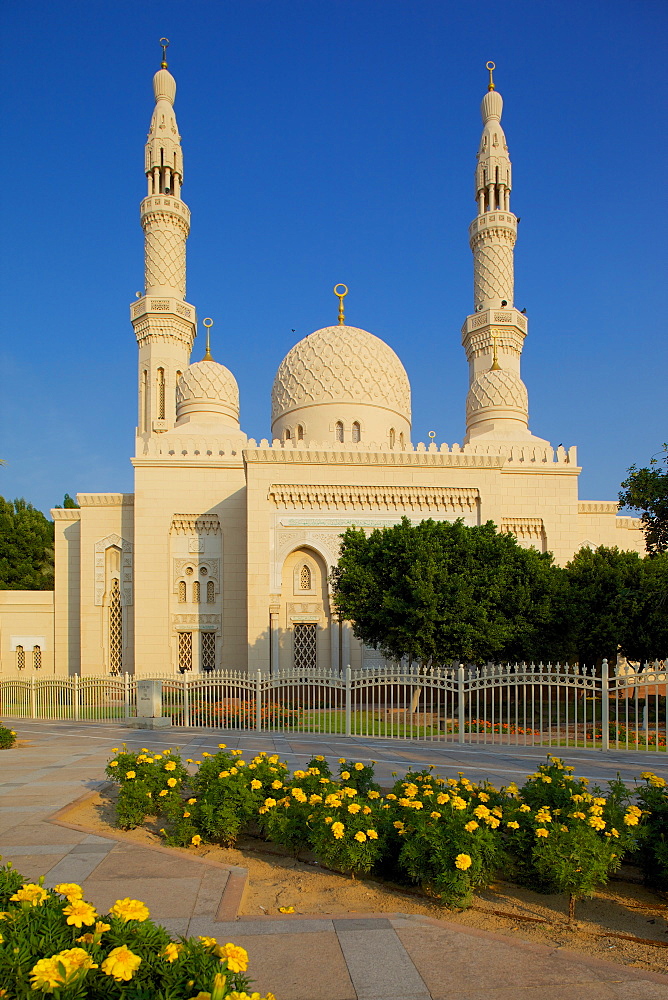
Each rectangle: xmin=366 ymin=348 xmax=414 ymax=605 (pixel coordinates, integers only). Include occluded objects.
xmin=308 ymin=791 xmax=385 ymax=876
xmin=53 ymin=494 xmax=80 ymax=509
xmin=331 ymin=517 xmax=564 ymax=665
xmin=0 ymin=497 xmax=54 ymax=590
xmin=633 ymin=771 xmax=668 ymax=889
xmin=104 ymin=745 xmax=189 ymax=830
xmin=0 ymin=722 xmax=17 ymax=749
xmin=619 ymin=445 xmax=668 ymax=554
xmin=336 ymin=758 xmax=380 ymax=796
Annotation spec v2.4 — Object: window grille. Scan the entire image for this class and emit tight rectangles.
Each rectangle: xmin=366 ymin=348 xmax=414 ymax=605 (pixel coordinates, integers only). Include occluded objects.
xmin=297 ymin=425 xmax=304 ymax=440
xmin=108 ymin=579 xmax=123 ymax=675
xmin=33 ymin=645 xmax=41 ymax=670
xmin=300 ymin=564 xmax=311 ymax=590
xmin=389 ymin=428 xmax=395 ymax=449
xmin=178 ymin=631 xmax=192 ymax=672
xmin=142 ymin=370 xmax=149 ymax=432
xmin=16 ymin=645 xmax=25 ymax=670
xmin=293 ymin=623 xmax=317 ymax=670
xmin=399 ymin=432 xmax=405 ymax=449
xmin=207 ymin=580 xmax=215 ymax=603
xmin=201 ymin=632 xmax=216 ymax=672
xmin=193 ymin=580 xmax=200 ymax=604
xmin=352 ymin=421 xmax=361 ymax=443
xmin=178 ymin=580 xmax=186 ymax=604
xmin=157 ymin=368 xmax=165 ymax=420
xmin=335 ymin=421 xmax=344 ymax=442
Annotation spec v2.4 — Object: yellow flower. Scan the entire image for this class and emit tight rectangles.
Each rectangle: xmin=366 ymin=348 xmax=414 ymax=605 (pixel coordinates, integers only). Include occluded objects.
xmin=231 ymin=748 xmax=243 ymax=756
xmin=404 ymin=783 xmax=419 ymax=798
xmin=164 ymin=761 xmax=177 ymax=771
xmin=477 ymin=792 xmax=490 ymax=802
xmin=192 ymin=834 xmax=202 ymax=846
xmin=540 ymin=775 xmax=552 ymax=784
xmin=183 ymin=811 xmax=191 ymax=818
xmin=536 ymin=828 xmax=549 ymax=837
xmin=464 ymin=820 xmax=479 ymax=832
xmin=623 ymin=812 xmax=639 ymax=826
xmin=588 ymin=816 xmax=606 ymax=831
xmin=367 ymin=829 xmax=378 ymax=839
xmin=368 ymin=790 xmax=380 ymax=799
xmin=271 ymin=780 xmax=283 ymax=789
xmin=309 ymin=794 xmax=323 ymax=805
xmin=167 ymin=777 xmax=177 ymax=788
xmin=293 ymin=770 xmax=306 ymax=779
xmin=341 ymin=771 xmax=351 ymax=780
xmin=101 ymin=945 xmax=142 ymax=982
xmin=202 ymin=752 xmax=212 ymax=757
xmin=611 ymin=828 xmax=620 ymax=838
xmin=58 ymin=948 xmax=97 ymax=972
xmin=347 ymin=802 xmax=361 ymax=814
xmin=569 ymin=811 xmax=586 ymax=820
xmin=216 ymin=942 xmax=249 ymax=972
xmin=162 ymin=942 xmax=184 ymax=962
xmin=506 ymin=820 xmax=520 ymax=829
xmin=473 ymin=804 xmax=490 ymax=819
xmin=125 ymin=771 xmax=136 ymax=779
xmin=109 ymin=898 xmax=150 ymax=922
xmin=436 ymin=793 xmax=450 ymax=805
xmin=199 ymin=936 xmax=218 ymax=948
xmin=109 ymin=760 xmax=118 ymax=767
xmin=63 ymin=900 xmax=98 ymax=927
xmin=250 ymin=779 xmax=262 ymax=790
xmin=354 ymin=763 xmax=364 ymax=770
xmin=519 ymin=804 xmax=531 ymax=813
xmin=354 ymin=831 xmax=367 ymax=842
xmin=29 ymin=957 xmax=65 ymax=990
xmin=218 ymin=743 xmax=227 ymax=748
xmin=263 ymin=797 xmax=277 ymax=808
xmin=332 ymin=821 xmax=345 ymax=839
xmin=485 ymin=816 xmax=501 ymax=829
xmin=159 ymin=789 xmax=168 ymax=797
xmin=53 ymin=882 xmax=83 ymax=900
xmin=219 ymin=771 xmax=230 ymax=779
xmin=430 ymin=811 xmax=442 ymax=820
xmin=188 ymin=797 xmax=197 ymax=804
xmin=111 ymin=747 xmax=119 ymax=752
xmin=650 ymin=775 xmax=666 ymax=788
xmin=455 ymin=853 xmax=472 ymax=870
xmin=451 ymin=796 xmax=467 ymax=811
xmin=10 ymin=883 xmax=49 ymax=906
xmin=278 ymin=905 xmax=295 ymax=913
xmin=338 ymin=758 xmax=347 ymax=764
xmin=230 ymin=767 xmax=238 ymax=775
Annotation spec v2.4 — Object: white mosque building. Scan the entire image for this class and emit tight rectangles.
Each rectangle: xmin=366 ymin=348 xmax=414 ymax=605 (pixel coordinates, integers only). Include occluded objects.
xmin=0 ymin=55 xmax=642 ymax=677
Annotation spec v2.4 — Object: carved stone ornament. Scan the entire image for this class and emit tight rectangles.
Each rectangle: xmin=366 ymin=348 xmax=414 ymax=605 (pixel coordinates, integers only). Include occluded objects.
xmin=94 ymin=534 xmax=133 ymax=606
xmin=170 ymin=514 xmax=221 ymax=534
xmin=173 ymin=558 xmax=219 ymax=592
xmin=269 ymin=484 xmax=480 ymax=513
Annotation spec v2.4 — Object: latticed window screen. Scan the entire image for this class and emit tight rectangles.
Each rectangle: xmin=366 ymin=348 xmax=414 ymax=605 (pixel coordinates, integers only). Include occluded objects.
xmin=33 ymin=646 xmax=41 ymax=670
xmin=178 ymin=580 xmax=186 ymax=604
xmin=201 ymin=632 xmax=216 ymax=672
xmin=157 ymin=368 xmax=166 ymax=420
xmin=389 ymin=428 xmax=396 ymax=448
xmin=16 ymin=645 xmax=25 ymax=670
xmin=193 ymin=580 xmax=200 ymax=604
xmin=352 ymin=421 xmax=361 ymax=443
xmin=335 ymin=421 xmax=344 ymax=442
xmin=293 ymin=623 xmax=317 ymax=670
xmin=108 ymin=579 xmax=123 ymax=675
xmin=300 ymin=565 xmax=311 ymax=590
xmin=178 ymin=632 xmax=193 ymax=672
xmin=207 ymin=580 xmax=215 ymax=603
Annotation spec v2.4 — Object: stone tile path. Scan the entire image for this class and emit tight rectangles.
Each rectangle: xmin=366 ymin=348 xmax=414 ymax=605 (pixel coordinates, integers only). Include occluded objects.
xmin=1 ymin=720 xmax=667 ymax=999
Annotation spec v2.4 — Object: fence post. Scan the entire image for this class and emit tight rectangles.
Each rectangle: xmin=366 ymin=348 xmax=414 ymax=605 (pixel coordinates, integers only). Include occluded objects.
xmin=183 ymin=676 xmax=190 ymax=728
xmin=124 ymin=673 xmax=130 ymax=720
xmin=601 ymin=658 xmax=610 ymax=751
xmin=345 ymin=665 xmax=352 ymax=737
xmin=73 ymin=673 xmax=79 ymax=721
xmin=30 ymin=675 xmax=36 ymax=719
xmin=457 ymin=663 xmax=465 ymax=745
xmin=256 ymin=669 xmax=263 ymax=732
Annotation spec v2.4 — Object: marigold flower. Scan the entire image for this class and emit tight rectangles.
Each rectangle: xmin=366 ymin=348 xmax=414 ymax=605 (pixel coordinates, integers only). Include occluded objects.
xmin=250 ymin=779 xmax=262 ymax=790
xmin=216 ymin=942 xmax=249 ymax=972
xmin=10 ymin=883 xmax=48 ymax=906
xmin=536 ymin=828 xmax=549 ymax=837
xmin=477 ymin=792 xmax=490 ymax=802
xmin=339 ymin=758 xmax=347 ymax=764
xmin=125 ymin=771 xmax=136 ymax=779
xmin=29 ymin=958 xmax=68 ymax=990
xmin=162 ymin=942 xmax=184 ymax=963
xmin=451 ymin=796 xmax=467 ymax=811
xmin=506 ymin=820 xmax=520 ymax=830
xmin=230 ymin=767 xmax=238 ymax=775
xmin=63 ymin=900 xmax=98 ymax=927
xmin=354 ymin=762 xmax=364 ymax=770
xmin=341 ymin=771 xmax=351 ymax=780
xmin=430 ymin=811 xmax=442 ymax=820
xmin=159 ymin=789 xmax=168 ymax=797
xmin=348 ymin=802 xmax=361 ymax=814
xmin=309 ymin=794 xmax=323 ymax=805
xmin=332 ymin=821 xmax=345 ymax=839
xmin=199 ymin=936 xmax=218 ymax=948
xmin=166 ymin=777 xmax=177 ymax=788
xmin=101 ymin=945 xmax=142 ymax=982
xmin=588 ymin=816 xmax=606 ymax=830
xmin=218 ymin=743 xmax=227 ymax=749
xmin=455 ymin=853 xmax=472 ymax=870
xmin=164 ymin=761 xmax=177 ymax=771
xmin=53 ymin=882 xmax=83 ymax=900
xmin=367 ymin=829 xmax=378 ymax=839
xmin=109 ymin=898 xmax=150 ymax=922
xmin=393 ymin=820 xmax=405 ymax=829
xmin=109 ymin=760 xmax=118 ymax=767
xmin=473 ymin=804 xmax=490 ymax=819
xmin=188 ymin=797 xmax=197 ymax=804
xmin=192 ymin=834 xmax=202 ymax=846
xmin=464 ymin=820 xmax=479 ymax=832
xmin=623 ymin=813 xmax=639 ymax=826
xmin=367 ymin=790 xmax=380 ymax=799
xmin=519 ymin=804 xmax=531 ymax=813
xmin=354 ymin=831 xmax=367 ymax=842
xmin=485 ymin=816 xmax=501 ymax=829
xmin=271 ymin=780 xmax=283 ymax=789
xmin=58 ymin=948 xmax=97 ymax=972
xmin=436 ymin=793 xmax=449 ymax=805
xmin=219 ymin=771 xmax=230 ymax=778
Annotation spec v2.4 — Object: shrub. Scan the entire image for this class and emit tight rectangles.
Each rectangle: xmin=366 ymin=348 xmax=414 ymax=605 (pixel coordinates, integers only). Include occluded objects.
xmin=336 ymin=757 xmax=380 ymax=796
xmin=105 ymin=745 xmax=189 ymax=830
xmin=0 ymin=862 xmax=275 ymax=999
xmin=0 ymin=722 xmax=17 ymax=749
xmin=308 ymin=786 xmax=386 ymax=876
xmin=633 ymin=771 xmax=668 ymax=889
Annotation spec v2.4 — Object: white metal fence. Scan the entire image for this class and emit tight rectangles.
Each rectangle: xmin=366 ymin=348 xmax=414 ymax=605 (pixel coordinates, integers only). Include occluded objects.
xmin=1 ymin=660 xmax=665 ymax=752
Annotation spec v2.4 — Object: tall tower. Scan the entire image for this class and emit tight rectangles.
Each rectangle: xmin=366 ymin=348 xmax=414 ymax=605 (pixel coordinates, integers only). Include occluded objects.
xmin=461 ymin=63 xmax=537 ymax=443
xmin=131 ymin=41 xmax=196 ymax=448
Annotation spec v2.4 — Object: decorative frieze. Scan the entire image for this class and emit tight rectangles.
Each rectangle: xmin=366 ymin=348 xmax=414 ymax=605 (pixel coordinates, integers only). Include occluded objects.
xmin=500 ymin=516 xmax=545 ymax=540
xmin=170 ymin=514 xmax=221 ymax=534
xmin=578 ymin=502 xmax=618 ymax=514
xmin=268 ymin=485 xmax=480 ymax=513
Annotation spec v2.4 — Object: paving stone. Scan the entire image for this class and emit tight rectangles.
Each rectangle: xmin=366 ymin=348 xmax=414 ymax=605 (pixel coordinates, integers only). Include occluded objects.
xmin=230 ymin=930 xmax=355 ymax=1000
xmin=80 ymin=876 xmax=201 ymax=918
xmin=43 ymin=853 xmax=109 ymax=885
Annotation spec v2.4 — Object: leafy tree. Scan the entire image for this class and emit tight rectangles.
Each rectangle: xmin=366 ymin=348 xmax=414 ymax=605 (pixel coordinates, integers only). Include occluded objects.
xmin=0 ymin=497 xmax=54 ymax=590
xmin=331 ymin=517 xmax=564 ymax=665
xmin=619 ymin=445 xmax=668 ymax=554
xmin=53 ymin=493 xmax=79 ymax=509
xmin=563 ymin=546 xmax=667 ymax=663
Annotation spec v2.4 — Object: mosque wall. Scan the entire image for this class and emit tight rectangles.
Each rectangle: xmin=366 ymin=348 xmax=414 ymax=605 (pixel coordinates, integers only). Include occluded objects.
xmin=0 ymin=591 xmax=54 ymax=675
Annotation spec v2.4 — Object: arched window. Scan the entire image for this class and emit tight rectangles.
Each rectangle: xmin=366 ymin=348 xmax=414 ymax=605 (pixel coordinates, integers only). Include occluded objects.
xmin=33 ymin=645 xmax=41 ymax=670
xmin=335 ymin=421 xmax=344 ymax=442
xmin=284 ymin=428 xmax=291 ymax=441
xmin=178 ymin=580 xmax=186 ymax=604
xmin=399 ymin=432 xmax=405 ymax=449
xmin=297 ymin=425 xmax=304 ymax=441
xmin=157 ymin=368 xmax=166 ymax=420
xmin=201 ymin=632 xmax=216 ymax=672
xmin=108 ymin=579 xmax=123 ymax=675
xmin=16 ymin=645 xmax=25 ymax=670
xmin=175 ymin=370 xmax=182 ymax=410
xmin=389 ymin=428 xmax=396 ymax=449
xmin=178 ymin=632 xmax=192 ymax=672
xmin=193 ymin=580 xmax=200 ymax=604
xmin=352 ymin=422 xmax=361 ymax=443
xmin=141 ymin=369 xmax=149 ymax=432
xmin=300 ymin=564 xmax=311 ymax=590
xmin=207 ymin=580 xmax=215 ymax=603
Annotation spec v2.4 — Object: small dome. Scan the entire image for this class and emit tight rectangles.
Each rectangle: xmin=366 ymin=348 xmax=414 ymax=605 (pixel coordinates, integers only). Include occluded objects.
xmin=153 ymin=68 xmax=176 ymax=104
xmin=481 ymin=89 xmax=503 ymax=123
xmin=176 ymin=360 xmax=240 ymax=427
xmin=466 ymin=368 xmax=528 ymax=418
xmin=272 ymin=325 xmax=411 ymax=424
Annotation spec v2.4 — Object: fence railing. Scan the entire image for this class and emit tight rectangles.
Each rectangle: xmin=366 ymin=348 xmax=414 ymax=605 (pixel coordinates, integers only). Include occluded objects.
xmin=1 ymin=659 xmax=665 ymax=751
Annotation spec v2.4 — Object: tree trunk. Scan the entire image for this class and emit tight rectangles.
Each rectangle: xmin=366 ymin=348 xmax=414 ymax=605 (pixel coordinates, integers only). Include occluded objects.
xmin=568 ymin=893 xmax=576 ymax=921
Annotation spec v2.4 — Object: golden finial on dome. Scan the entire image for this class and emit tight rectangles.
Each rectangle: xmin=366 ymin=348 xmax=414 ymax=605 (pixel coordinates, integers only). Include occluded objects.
xmin=490 ymin=332 xmax=501 ymax=370
xmin=333 ymin=284 xmax=348 ymax=326
xmin=202 ymin=317 xmax=214 ymax=361
xmin=160 ymin=37 xmax=170 ymax=69
xmin=486 ymin=61 xmax=496 ymax=91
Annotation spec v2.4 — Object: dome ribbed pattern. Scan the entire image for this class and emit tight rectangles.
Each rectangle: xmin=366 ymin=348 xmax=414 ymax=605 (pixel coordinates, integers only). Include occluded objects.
xmin=466 ymin=368 xmax=528 ymax=417
xmin=481 ymin=90 xmax=503 ymax=123
xmin=271 ymin=325 xmax=411 ymax=422
xmin=177 ymin=360 xmax=239 ymax=420
xmin=153 ymin=68 xmax=176 ymax=104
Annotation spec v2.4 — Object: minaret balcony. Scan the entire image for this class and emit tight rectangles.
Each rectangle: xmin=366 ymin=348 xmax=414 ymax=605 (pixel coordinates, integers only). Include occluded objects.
xmin=131 ymin=295 xmax=196 ymax=325
xmin=140 ymin=195 xmax=190 ymax=226
xmin=469 ymin=212 xmax=517 ymax=238
xmin=461 ymin=306 xmax=527 ymax=339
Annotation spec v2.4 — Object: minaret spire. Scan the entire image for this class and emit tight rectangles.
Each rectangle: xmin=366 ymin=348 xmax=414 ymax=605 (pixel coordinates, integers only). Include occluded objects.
xmin=461 ymin=63 xmax=538 ymax=444
xmin=131 ymin=41 xmax=196 ymax=447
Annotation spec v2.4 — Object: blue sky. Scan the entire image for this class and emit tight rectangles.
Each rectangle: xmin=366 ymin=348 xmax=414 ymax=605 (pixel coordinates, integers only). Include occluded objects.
xmin=1 ymin=0 xmax=666 ymax=516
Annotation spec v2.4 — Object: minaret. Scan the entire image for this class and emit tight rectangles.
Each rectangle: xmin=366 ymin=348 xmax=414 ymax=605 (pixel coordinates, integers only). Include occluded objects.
xmin=462 ymin=62 xmax=536 ymax=443
xmin=131 ymin=40 xmax=196 ymax=447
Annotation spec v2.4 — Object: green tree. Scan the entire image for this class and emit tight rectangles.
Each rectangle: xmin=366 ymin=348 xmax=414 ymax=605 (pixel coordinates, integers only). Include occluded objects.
xmin=619 ymin=445 xmax=668 ymax=554
xmin=331 ymin=517 xmax=564 ymax=665
xmin=563 ymin=546 xmax=664 ymax=663
xmin=0 ymin=497 xmax=54 ymax=590
xmin=53 ymin=493 xmax=79 ymax=509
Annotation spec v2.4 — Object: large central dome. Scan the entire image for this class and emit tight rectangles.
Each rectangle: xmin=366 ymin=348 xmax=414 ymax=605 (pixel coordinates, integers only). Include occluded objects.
xmin=271 ymin=325 xmax=411 ymax=448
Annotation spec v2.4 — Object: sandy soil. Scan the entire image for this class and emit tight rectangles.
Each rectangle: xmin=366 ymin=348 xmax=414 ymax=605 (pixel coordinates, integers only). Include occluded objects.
xmin=60 ymin=788 xmax=668 ymax=976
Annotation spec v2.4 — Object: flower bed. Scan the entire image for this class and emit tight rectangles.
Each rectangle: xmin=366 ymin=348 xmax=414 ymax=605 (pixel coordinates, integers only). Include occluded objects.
xmin=104 ymin=746 xmax=667 ymax=915
xmin=0 ymin=864 xmax=274 ymax=998
xmin=0 ymin=722 xmax=17 ymax=749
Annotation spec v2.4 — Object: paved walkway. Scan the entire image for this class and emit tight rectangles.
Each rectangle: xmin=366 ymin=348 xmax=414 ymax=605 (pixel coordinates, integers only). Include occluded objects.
xmin=1 ymin=720 xmax=667 ymax=999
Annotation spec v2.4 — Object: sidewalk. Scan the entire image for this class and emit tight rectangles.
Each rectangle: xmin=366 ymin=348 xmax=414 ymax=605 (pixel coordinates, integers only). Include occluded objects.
xmin=1 ymin=720 xmax=667 ymax=999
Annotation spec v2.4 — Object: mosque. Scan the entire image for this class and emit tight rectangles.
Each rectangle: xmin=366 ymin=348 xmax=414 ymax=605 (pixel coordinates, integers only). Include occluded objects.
xmin=0 ymin=53 xmax=643 ymax=677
